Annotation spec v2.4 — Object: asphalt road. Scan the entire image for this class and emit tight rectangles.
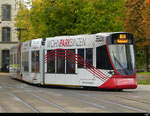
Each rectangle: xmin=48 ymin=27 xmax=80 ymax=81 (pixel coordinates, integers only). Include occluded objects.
xmin=0 ymin=73 xmax=150 ymax=113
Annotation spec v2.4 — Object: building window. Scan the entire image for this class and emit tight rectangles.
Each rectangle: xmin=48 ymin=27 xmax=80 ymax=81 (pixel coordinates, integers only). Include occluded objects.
xmin=2 ymin=27 xmax=11 ymax=42
xmin=1 ymin=50 xmax=10 ymax=72
xmin=32 ymin=51 xmax=40 ymax=72
xmin=2 ymin=4 xmax=11 ymax=21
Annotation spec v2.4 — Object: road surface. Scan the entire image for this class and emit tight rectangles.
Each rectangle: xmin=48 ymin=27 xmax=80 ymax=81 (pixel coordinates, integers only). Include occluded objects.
xmin=0 ymin=73 xmax=150 ymax=113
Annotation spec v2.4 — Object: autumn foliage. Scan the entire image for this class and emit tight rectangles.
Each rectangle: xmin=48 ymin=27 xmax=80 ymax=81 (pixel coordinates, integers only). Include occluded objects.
xmin=15 ymin=0 xmax=125 ymax=41
xmin=125 ymin=0 xmax=150 ymax=47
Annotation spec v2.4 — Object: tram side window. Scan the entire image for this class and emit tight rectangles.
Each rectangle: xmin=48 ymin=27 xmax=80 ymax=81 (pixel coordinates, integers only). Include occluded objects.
xmin=14 ymin=53 xmax=16 ymax=72
xmin=47 ymin=50 xmax=55 ymax=73
xmin=86 ymin=48 xmax=93 ymax=66
xmin=17 ymin=51 xmax=21 ymax=70
xmin=32 ymin=51 xmax=40 ymax=73
xmin=56 ymin=50 xmax=65 ymax=73
xmin=10 ymin=54 xmax=13 ymax=71
xmin=10 ymin=54 xmax=13 ymax=65
xmin=77 ymin=49 xmax=84 ymax=68
xmin=66 ymin=49 xmax=75 ymax=74
xmin=96 ymin=45 xmax=112 ymax=70
xmin=22 ymin=52 xmax=29 ymax=72
xmin=13 ymin=53 xmax=14 ymax=65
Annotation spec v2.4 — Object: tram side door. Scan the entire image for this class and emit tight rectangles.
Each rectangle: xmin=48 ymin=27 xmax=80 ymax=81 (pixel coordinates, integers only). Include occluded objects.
xmin=40 ymin=46 xmax=45 ymax=85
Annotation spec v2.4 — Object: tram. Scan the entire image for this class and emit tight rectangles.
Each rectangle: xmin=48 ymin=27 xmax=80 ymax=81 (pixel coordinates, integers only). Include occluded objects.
xmin=9 ymin=32 xmax=137 ymax=90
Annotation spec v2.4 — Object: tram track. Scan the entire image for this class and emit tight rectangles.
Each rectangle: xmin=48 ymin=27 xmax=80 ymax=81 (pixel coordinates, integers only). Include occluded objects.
xmin=43 ymin=89 xmax=149 ymax=112
xmin=30 ymin=93 xmax=71 ymax=112
xmin=8 ymin=92 xmax=40 ymax=112
xmin=31 ymin=88 xmax=132 ymax=112
xmin=42 ymin=90 xmax=106 ymax=111
xmin=0 ymin=77 xmax=70 ymax=112
xmin=9 ymin=91 xmax=69 ymax=112
xmin=31 ymin=91 xmax=102 ymax=112
xmin=64 ymin=90 xmax=149 ymax=112
xmin=1 ymin=75 xmax=150 ymax=112
xmin=10 ymin=84 xmax=149 ymax=112
xmin=114 ymin=95 xmax=150 ymax=106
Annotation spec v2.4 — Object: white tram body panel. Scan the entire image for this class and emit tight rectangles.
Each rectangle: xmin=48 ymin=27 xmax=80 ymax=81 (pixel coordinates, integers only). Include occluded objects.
xmin=9 ymin=32 xmax=137 ymax=89
xmin=20 ymin=39 xmax=43 ymax=84
xmin=44 ymin=34 xmax=112 ymax=87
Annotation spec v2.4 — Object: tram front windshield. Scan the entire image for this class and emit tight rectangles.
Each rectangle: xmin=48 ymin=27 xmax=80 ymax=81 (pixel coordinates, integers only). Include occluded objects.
xmin=109 ymin=45 xmax=135 ymax=75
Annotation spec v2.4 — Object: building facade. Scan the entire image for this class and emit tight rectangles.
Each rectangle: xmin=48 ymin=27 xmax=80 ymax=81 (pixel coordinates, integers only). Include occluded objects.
xmin=0 ymin=0 xmax=20 ymax=72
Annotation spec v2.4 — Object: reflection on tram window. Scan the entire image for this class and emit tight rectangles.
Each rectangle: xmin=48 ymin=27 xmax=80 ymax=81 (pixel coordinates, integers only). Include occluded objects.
xmin=86 ymin=48 xmax=93 ymax=66
xmin=77 ymin=49 xmax=84 ymax=68
xmin=96 ymin=45 xmax=112 ymax=70
xmin=66 ymin=49 xmax=75 ymax=74
xmin=10 ymin=54 xmax=13 ymax=65
xmin=32 ymin=51 xmax=40 ymax=73
xmin=109 ymin=45 xmax=135 ymax=75
xmin=56 ymin=50 xmax=65 ymax=73
xmin=22 ymin=52 xmax=29 ymax=72
xmin=47 ymin=50 xmax=55 ymax=73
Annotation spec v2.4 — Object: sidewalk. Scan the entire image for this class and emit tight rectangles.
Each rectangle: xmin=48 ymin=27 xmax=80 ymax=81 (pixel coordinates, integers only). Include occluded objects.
xmin=136 ymin=85 xmax=150 ymax=91
xmin=0 ymin=73 xmax=9 ymax=76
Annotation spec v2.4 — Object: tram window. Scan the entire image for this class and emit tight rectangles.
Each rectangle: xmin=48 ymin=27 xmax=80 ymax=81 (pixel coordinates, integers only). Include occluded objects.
xmin=86 ymin=48 xmax=93 ymax=66
xmin=56 ymin=50 xmax=65 ymax=73
xmin=22 ymin=52 xmax=29 ymax=72
xmin=77 ymin=49 xmax=84 ymax=68
xmin=66 ymin=49 xmax=75 ymax=74
xmin=47 ymin=50 xmax=55 ymax=73
xmin=12 ymin=54 xmax=15 ymax=65
xmin=17 ymin=51 xmax=21 ymax=69
xmin=32 ymin=51 xmax=40 ymax=73
xmin=96 ymin=45 xmax=112 ymax=70
xmin=10 ymin=54 xmax=13 ymax=65
xmin=14 ymin=53 xmax=16 ymax=65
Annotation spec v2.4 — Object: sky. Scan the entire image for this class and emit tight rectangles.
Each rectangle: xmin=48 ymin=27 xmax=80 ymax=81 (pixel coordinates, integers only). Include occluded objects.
xmin=23 ymin=0 xmax=32 ymax=9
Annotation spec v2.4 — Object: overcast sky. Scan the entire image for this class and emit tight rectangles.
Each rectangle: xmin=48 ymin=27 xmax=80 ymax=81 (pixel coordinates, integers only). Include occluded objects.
xmin=23 ymin=0 xmax=32 ymax=9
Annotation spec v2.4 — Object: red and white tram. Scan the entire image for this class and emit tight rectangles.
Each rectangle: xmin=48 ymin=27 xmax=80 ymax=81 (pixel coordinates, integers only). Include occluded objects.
xmin=9 ymin=32 xmax=137 ymax=90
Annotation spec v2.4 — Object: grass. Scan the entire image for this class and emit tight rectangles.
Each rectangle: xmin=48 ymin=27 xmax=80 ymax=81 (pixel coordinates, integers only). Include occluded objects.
xmin=137 ymin=72 xmax=150 ymax=75
xmin=138 ymin=78 xmax=150 ymax=85
xmin=137 ymin=72 xmax=150 ymax=85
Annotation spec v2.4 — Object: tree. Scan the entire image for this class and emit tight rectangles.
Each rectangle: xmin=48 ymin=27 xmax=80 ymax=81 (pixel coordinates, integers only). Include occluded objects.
xmin=125 ymin=0 xmax=150 ymax=71
xmin=15 ymin=3 xmax=35 ymax=41
xmin=16 ymin=0 xmax=125 ymax=41
xmin=125 ymin=0 xmax=145 ymax=40
xmin=141 ymin=0 xmax=150 ymax=71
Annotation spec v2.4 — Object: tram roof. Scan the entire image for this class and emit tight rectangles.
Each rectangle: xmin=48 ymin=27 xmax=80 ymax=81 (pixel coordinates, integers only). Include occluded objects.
xmin=96 ymin=32 xmax=130 ymax=36
xmin=24 ymin=32 xmax=131 ymax=43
